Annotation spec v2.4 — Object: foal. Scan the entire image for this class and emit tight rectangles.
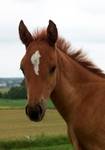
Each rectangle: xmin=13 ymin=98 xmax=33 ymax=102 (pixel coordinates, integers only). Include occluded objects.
xmin=19 ymin=20 xmax=105 ymax=150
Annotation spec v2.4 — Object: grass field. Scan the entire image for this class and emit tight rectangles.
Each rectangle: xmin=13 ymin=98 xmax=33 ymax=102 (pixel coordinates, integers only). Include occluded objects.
xmin=0 ymin=109 xmax=73 ymax=150
xmin=0 ymin=99 xmax=26 ymax=109
xmin=0 ymin=109 xmax=67 ymax=139
xmin=0 ymin=84 xmax=72 ymax=149
xmin=0 ymin=98 xmax=54 ymax=109
xmin=0 ymin=98 xmax=73 ymax=149
xmin=0 ymin=136 xmax=73 ymax=150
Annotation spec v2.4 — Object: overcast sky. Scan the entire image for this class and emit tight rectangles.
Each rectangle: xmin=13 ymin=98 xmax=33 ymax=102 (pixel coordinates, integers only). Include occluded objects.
xmin=0 ymin=0 xmax=105 ymax=77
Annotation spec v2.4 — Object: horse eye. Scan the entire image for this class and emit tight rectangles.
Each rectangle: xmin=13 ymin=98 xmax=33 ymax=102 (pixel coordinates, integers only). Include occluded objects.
xmin=49 ymin=66 xmax=56 ymax=74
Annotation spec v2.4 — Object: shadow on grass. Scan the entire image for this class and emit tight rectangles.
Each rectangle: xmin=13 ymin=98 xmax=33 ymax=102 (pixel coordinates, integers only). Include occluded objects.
xmin=0 ymin=135 xmax=74 ymax=150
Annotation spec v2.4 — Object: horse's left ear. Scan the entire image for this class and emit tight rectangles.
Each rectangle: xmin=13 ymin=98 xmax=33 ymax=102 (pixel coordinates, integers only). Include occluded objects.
xmin=47 ymin=20 xmax=58 ymax=46
xmin=19 ymin=20 xmax=33 ymax=47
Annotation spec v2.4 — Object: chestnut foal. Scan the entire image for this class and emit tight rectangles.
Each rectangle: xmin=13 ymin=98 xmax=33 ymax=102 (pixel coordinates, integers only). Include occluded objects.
xmin=19 ymin=20 xmax=105 ymax=150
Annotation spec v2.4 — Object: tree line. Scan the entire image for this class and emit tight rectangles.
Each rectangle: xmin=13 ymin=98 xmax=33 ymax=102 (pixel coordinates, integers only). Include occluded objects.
xmin=0 ymin=80 xmax=27 ymax=99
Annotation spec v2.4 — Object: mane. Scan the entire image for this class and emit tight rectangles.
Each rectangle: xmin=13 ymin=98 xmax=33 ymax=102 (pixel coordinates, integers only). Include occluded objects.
xmin=33 ymin=29 xmax=105 ymax=78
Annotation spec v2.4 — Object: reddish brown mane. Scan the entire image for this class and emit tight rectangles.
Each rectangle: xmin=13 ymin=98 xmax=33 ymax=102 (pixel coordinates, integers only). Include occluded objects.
xmin=33 ymin=29 xmax=105 ymax=78
xmin=33 ymin=29 xmax=47 ymax=41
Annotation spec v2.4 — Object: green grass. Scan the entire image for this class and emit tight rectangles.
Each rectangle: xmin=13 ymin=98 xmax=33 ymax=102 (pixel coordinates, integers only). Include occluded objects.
xmin=47 ymin=99 xmax=54 ymax=109
xmin=0 ymin=98 xmax=54 ymax=109
xmin=0 ymin=99 xmax=26 ymax=109
xmin=0 ymin=136 xmax=73 ymax=150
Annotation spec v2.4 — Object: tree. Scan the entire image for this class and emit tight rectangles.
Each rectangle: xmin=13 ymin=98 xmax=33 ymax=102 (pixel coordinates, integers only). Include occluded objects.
xmin=2 ymin=79 xmax=27 ymax=99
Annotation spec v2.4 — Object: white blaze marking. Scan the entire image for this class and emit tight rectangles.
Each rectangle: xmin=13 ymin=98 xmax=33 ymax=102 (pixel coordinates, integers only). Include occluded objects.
xmin=31 ymin=50 xmax=41 ymax=75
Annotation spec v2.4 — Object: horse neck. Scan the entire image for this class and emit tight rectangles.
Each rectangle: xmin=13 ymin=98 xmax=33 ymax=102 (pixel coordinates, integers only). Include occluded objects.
xmin=51 ymin=49 xmax=104 ymax=122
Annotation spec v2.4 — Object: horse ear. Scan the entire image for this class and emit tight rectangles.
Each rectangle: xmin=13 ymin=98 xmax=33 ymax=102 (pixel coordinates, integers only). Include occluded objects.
xmin=19 ymin=20 xmax=33 ymax=47
xmin=47 ymin=20 xmax=58 ymax=46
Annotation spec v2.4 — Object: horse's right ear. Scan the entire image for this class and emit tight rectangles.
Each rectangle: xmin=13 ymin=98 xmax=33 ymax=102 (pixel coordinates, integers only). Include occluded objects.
xmin=19 ymin=20 xmax=33 ymax=47
xmin=47 ymin=20 xmax=58 ymax=46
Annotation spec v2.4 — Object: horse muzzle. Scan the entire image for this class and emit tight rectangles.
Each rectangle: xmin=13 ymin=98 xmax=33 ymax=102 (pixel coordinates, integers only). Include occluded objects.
xmin=25 ymin=102 xmax=46 ymax=122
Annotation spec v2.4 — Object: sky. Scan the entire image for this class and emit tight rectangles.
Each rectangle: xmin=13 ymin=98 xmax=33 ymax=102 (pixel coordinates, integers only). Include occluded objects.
xmin=0 ymin=0 xmax=105 ymax=77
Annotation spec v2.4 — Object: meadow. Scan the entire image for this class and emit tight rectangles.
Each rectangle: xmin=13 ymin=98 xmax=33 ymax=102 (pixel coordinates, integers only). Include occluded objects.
xmin=0 ymin=98 xmax=73 ymax=150
xmin=0 ymin=99 xmax=54 ymax=109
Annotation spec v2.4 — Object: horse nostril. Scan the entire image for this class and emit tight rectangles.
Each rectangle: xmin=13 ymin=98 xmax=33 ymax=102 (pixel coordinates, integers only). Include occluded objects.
xmin=25 ymin=104 xmax=45 ymax=122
